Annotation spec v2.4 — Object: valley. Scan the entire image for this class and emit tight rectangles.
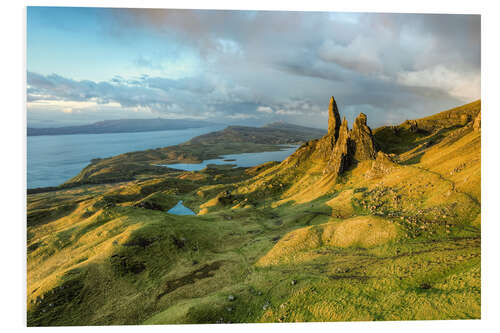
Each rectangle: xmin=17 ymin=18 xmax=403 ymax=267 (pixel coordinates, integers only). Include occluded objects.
xmin=26 ymin=98 xmax=481 ymax=325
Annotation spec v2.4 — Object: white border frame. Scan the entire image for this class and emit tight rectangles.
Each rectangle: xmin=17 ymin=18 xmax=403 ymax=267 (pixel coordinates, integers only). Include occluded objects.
xmin=2 ymin=1 xmax=498 ymax=332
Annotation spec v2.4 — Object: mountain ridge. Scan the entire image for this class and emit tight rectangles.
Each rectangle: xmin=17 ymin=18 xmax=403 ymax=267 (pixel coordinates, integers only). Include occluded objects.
xmin=27 ymin=118 xmax=220 ymax=136
xmin=187 ymin=123 xmax=326 ymax=145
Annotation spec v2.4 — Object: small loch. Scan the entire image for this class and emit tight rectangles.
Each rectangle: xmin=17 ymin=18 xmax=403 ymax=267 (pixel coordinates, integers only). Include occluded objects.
xmin=161 ymin=145 xmax=299 ymax=172
xmin=167 ymin=201 xmax=196 ymax=215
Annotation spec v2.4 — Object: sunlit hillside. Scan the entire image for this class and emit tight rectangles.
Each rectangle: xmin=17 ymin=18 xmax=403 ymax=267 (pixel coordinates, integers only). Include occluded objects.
xmin=27 ymin=99 xmax=481 ymax=325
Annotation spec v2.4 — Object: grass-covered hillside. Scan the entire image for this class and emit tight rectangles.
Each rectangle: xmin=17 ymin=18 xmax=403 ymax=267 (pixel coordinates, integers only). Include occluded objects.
xmin=27 ymin=100 xmax=481 ymax=326
xmin=189 ymin=122 xmax=326 ymax=145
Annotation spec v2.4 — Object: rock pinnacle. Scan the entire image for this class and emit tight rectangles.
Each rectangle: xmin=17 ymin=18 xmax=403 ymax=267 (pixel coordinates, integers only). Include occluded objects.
xmin=328 ymin=96 xmax=341 ymax=139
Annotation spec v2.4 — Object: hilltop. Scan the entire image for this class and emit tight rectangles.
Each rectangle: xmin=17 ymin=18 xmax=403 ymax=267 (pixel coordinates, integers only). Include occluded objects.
xmin=27 ymin=118 xmax=219 ymax=136
xmin=263 ymin=121 xmax=326 ymax=135
xmin=26 ymin=97 xmax=481 ymax=325
xmin=188 ymin=122 xmax=326 ymax=145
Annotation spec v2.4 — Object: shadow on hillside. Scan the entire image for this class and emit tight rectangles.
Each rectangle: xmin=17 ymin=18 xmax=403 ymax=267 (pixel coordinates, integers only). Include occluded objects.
xmin=375 ymin=125 xmax=462 ymax=164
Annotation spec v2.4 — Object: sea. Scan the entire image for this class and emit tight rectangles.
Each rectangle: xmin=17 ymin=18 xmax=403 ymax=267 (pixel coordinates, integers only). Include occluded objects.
xmin=27 ymin=126 xmax=299 ymax=189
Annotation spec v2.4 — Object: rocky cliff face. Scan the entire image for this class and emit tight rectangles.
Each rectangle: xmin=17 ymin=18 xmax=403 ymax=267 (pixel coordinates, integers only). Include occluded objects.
xmin=274 ymin=96 xmax=378 ymax=183
xmin=325 ymin=117 xmax=353 ymax=176
xmin=322 ymin=97 xmax=377 ymax=180
xmin=351 ymin=113 xmax=377 ymax=161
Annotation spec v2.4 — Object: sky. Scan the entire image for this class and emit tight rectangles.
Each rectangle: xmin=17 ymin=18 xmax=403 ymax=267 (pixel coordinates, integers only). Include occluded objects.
xmin=26 ymin=7 xmax=481 ymax=129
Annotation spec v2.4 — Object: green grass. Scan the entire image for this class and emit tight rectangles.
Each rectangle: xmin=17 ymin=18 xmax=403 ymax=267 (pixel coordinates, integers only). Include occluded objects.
xmin=27 ymin=181 xmax=480 ymax=324
xmin=26 ymin=100 xmax=481 ymax=325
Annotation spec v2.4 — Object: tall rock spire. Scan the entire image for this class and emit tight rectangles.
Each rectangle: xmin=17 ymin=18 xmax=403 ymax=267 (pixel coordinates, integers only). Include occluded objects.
xmin=320 ymin=96 xmax=378 ymax=181
xmin=351 ymin=113 xmax=376 ymax=161
xmin=328 ymin=96 xmax=341 ymax=139
xmin=325 ymin=117 xmax=353 ymax=177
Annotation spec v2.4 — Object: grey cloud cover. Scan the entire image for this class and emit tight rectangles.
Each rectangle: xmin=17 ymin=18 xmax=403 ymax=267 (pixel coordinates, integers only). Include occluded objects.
xmin=28 ymin=9 xmax=480 ymax=128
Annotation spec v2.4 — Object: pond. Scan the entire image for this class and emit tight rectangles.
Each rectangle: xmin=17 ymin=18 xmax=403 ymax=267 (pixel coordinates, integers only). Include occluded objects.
xmin=167 ymin=201 xmax=196 ymax=215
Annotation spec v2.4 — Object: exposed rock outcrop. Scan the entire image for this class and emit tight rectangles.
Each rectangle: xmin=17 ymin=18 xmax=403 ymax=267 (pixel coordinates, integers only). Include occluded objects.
xmin=325 ymin=117 xmax=353 ymax=176
xmin=351 ymin=113 xmax=377 ymax=161
xmin=323 ymin=98 xmax=377 ymax=180
xmin=273 ymin=96 xmax=378 ymax=183
xmin=328 ymin=96 xmax=341 ymax=139
xmin=404 ymin=120 xmax=419 ymax=133
xmin=473 ymin=112 xmax=481 ymax=132
xmin=395 ymin=100 xmax=481 ymax=133
xmin=460 ymin=114 xmax=472 ymax=126
xmin=365 ymin=152 xmax=397 ymax=179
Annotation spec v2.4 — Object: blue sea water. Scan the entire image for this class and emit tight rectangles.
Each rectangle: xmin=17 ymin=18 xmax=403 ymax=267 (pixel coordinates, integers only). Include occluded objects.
xmin=27 ymin=126 xmax=224 ymax=189
xmin=27 ymin=126 xmax=300 ymax=189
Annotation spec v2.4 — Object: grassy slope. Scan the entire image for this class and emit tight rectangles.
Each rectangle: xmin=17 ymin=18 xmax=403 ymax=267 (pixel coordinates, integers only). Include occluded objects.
xmin=188 ymin=123 xmax=325 ymax=145
xmin=27 ymin=101 xmax=481 ymax=325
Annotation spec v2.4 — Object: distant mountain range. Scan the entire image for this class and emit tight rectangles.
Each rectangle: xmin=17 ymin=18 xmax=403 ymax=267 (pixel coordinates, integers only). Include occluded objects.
xmin=27 ymin=118 xmax=219 ymax=136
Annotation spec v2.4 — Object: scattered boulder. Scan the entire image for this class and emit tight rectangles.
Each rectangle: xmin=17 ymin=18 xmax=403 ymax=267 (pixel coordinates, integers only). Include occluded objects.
xmin=419 ymin=282 xmax=432 ymax=290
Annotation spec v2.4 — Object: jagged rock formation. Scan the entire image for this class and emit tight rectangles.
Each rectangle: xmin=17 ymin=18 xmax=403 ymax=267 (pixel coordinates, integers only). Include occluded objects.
xmin=323 ymin=98 xmax=377 ymax=179
xmin=270 ymin=96 xmax=378 ymax=184
xmin=328 ymin=96 xmax=341 ymax=139
xmin=315 ymin=97 xmax=342 ymax=161
xmin=351 ymin=113 xmax=377 ymax=161
xmin=325 ymin=117 xmax=353 ymax=176
xmin=365 ymin=151 xmax=397 ymax=179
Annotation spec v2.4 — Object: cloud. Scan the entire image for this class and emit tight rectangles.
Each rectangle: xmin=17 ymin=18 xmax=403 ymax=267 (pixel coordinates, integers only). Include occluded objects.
xmin=227 ymin=113 xmax=258 ymax=120
xmin=396 ymin=65 xmax=481 ymax=102
xmin=28 ymin=72 xmax=201 ymax=112
xmin=256 ymin=106 xmax=273 ymax=113
xmin=275 ymin=109 xmax=302 ymax=116
xmin=28 ymin=9 xmax=481 ymax=129
xmin=318 ymin=37 xmax=382 ymax=75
